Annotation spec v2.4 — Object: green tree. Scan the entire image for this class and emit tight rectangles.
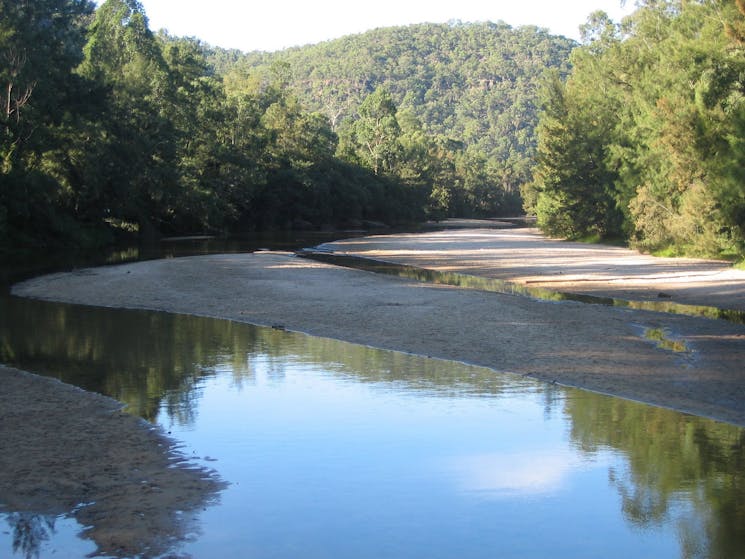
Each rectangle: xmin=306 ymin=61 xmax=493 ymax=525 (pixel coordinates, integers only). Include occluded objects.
xmin=158 ymin=34 xmax=266 ymax=233
xmin=528 ymin=1 xmax=745 ymax=257
xmin=695 ymin=0 xmax=745 ymax=252
xmin=0 ymin=0 xmax=96 ymax=247
xmin=530 ymin=66 xmax=621 ymax=238
xmin=343 ymin=86 xmax=403 ymax=176
xmin=214 ymin=21 xmax=576 ymax=219
xmin=78 ymin=0 xmax=177 ymax=239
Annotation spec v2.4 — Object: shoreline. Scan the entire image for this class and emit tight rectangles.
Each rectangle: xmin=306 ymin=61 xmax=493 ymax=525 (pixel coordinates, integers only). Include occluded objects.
xmin=9 ymin=236 xmax=745 ymax=426
xmin=0 ymin=365 xmax=225 ymax=558
xmin=319 ymin=226 xmax=745 ymax=311
xmin=3 ymin=224 xmax=745 ymax=554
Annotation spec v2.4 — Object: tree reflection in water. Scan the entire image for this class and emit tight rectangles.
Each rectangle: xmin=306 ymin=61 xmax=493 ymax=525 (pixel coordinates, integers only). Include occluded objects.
xmin=1 ymin=295 xmax=744 ymax=558
xmin=567 ymin=395 xmax=745 ymax=559
xmin=5 ymin=513 xmax=55 ymax=559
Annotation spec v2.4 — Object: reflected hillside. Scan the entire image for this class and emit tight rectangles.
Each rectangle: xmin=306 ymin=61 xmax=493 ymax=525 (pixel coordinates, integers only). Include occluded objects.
xmin=2 ymin=295 xmax=745 ymax=557
xmin=0 ymin=296 xmax=536 ymax=421
xmin=566 ymin=395 xmax=745 ymax=559
xmin=1 ymin=297 xmax=265 ymax=421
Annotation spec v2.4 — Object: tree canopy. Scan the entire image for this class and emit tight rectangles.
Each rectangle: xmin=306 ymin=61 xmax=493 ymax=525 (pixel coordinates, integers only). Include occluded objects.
xmin=0 ymin=6 xmax=574 ymax=250
xmin=5 ymin=0 xmax=744 ymax=261
xmin=214 ymin=22 xmax=576 ymax=219
xmin=525 ymin=0 xmax=745 ymax=259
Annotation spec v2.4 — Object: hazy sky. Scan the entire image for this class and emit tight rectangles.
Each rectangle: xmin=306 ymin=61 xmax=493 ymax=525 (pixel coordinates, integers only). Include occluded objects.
xmin=134 ymin=0 xmax=636 ymax=52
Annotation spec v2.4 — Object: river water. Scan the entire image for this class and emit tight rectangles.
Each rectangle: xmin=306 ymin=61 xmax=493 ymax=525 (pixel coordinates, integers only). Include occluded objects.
xmin=1 ymin=237 xmax=744 ymax=559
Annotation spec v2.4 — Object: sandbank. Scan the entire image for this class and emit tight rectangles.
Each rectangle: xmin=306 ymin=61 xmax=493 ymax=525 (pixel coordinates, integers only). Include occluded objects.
xmin=11 ymin=229 xmax=745 ymax=426
xmin=321 ymin=226 xmax=745 ymax=310
xmin=4 ymin=225 xmax=745 ymax=556
xmin=0 ymin=365 xmax=224 ymax=557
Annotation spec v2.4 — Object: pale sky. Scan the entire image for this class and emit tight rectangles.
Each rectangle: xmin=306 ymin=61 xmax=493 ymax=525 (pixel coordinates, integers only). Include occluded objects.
xmin=133 ymin=0 xmax=636 ymax=52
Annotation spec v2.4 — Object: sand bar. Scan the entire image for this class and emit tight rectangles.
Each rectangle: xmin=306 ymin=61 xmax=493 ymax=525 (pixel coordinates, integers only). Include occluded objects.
xmin=10 ymin=228 xmax=745 ymax=426
xmin=5 ymin=224 xmax=745 ymax=555
xmin=0 ymin=365 xmax=224 ymax=557
xmin=321 ymin=226 xmax=745 ymax=310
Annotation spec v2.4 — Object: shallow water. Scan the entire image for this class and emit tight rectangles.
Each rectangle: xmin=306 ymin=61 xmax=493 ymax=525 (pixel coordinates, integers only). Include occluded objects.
xmin=1 ymin=298 xmax=744 ymax=558
xmin=301 ymin=251 xmax=745 ymax=324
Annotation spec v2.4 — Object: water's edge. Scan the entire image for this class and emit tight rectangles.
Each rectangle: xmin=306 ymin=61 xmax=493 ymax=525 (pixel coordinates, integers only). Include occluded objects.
xmin=298 ymin=249 xmax=745 ymax=325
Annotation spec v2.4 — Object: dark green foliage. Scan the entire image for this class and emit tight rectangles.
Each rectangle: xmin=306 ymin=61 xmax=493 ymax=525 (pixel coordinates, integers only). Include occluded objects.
xmin=0 ymin=0 xmax=97 ymax=247
xmin=210 ymin=22 xmax=576 ymax=219
xmin=528 ymin=0 xmax=745 ymax=258
xmin=0 ymin=5 xmax=574 ymax=250
xmin=530 ymin=70 xmax=622 ymax=238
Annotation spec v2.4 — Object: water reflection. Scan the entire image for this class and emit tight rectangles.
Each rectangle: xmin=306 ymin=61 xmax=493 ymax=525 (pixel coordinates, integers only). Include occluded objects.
xmin=4 ymin=514 xmax=55 ymax=559
xmin=444 ymin=449 xmax=586 ymax=496
xmin=567 ymin=396 xmax=745 ymax=558
xmin=0 ymin=295 xmax=528 ymax=421
xmin=1 ymin=297 xmax=744 ymax=558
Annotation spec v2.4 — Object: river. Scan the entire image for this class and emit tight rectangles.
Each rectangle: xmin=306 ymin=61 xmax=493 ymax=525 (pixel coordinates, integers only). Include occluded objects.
xmin=1 ymin=234 xmax=744 ymax=559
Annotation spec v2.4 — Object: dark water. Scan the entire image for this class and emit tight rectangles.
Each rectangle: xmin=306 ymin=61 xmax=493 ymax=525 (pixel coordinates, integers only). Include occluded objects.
xmin=1 ymin=235 xmax=745 ymax=558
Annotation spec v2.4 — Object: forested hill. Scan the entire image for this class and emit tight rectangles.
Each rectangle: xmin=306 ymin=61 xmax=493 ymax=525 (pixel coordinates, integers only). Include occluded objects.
xmin=208 ymin=23 xmax=576 ymax=212
xmin=213 ymin=23 xmax=574 ymax=161
xmin=1 ymin=1 xmax=575 ymax=252
xmin=9 ymin=2 xmax=744 ymax=261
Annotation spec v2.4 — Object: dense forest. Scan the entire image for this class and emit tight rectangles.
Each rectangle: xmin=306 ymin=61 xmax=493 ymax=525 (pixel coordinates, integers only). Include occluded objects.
xmin=524 ymin=0 xmax=745 ymax=259
xmin=0 ymin=0 xmax=573 ymax=250
xmin=209 ymin=23 xmax=575 ymax=217
xmin=3 ymin=0 xmax=745 ymax=261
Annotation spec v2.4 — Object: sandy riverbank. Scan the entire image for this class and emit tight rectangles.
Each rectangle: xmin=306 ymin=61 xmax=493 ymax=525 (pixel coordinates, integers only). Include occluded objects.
xmin=0 ymin=365 xmax=225 ymax=557
xmin=10 ymin=233 xmax=745 ymax=425
xmin=4 ymin=225 xmax=745 ymax=555
xmin=321 ymin=226 xmax=745 ymax=310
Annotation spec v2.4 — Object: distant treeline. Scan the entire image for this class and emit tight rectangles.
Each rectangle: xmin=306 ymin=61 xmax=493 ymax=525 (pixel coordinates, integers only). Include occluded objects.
xmin=524 ymin=0 xmax=745 ymax=259
xmin=0 ymin=0 xmax=573 ymax=250
xmin=209 ymin=22 xmax=575 ymax=220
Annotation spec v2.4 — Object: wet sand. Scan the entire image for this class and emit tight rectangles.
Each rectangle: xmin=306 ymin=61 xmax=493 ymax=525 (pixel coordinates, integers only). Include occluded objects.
xmin=4 ymin=224 xmax=745 ymax=555
xmin=0 ymin=365 xmax=225 ymax=557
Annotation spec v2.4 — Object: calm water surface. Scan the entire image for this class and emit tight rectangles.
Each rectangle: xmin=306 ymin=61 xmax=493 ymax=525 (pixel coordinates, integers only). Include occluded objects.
xmin=1 ymin=297 xmax=744 ymax=559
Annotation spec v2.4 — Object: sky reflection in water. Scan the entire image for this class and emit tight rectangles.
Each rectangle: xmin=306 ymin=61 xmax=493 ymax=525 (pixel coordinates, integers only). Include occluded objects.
xmin=1 ymin=300 xmax=744 ymax=558
xmin=170 ymin=353 xmax=677 ymax=559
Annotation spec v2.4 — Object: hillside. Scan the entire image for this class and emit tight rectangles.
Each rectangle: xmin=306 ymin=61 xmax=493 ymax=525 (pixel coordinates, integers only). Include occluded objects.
xmin=1 ymin=3 xmax=578 ymax=250
xmin=208 ymin=22 xmax=576 ymax=211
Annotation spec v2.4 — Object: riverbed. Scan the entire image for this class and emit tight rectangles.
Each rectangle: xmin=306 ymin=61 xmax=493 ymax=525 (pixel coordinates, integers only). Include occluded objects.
xmin=2 ymin=224 xmax=745 ymax=558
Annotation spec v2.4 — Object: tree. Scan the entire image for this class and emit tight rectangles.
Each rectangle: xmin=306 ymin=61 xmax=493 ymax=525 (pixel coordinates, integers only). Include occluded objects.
xmin=342 ymin=86 xmax=403 ymax=176
xmin=529 ymin=67 xmax=621 ymax=238
xmin=0 ymin=0 xmax=96 ymax=247
xmin=2 ymin=12 xmax=583 ymax=247
xmin=0 ymin=0 xmax=94 ymax=166
xmin=527 ymin=1 xmax=745 ymax=257
xmin=214 ymin=22 xmax=576 ymax=219
xmin=78 ymin=0 xmax=178 ymax=239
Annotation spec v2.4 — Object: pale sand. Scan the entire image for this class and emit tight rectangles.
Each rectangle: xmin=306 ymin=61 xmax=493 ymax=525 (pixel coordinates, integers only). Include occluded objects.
xmin=321 ymin=226 xmax=745 ymax=310
xmin=4 ymin=225 xmax=745 ymax=555
xmin=11 ymin=230 xmax=745 ymax=426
